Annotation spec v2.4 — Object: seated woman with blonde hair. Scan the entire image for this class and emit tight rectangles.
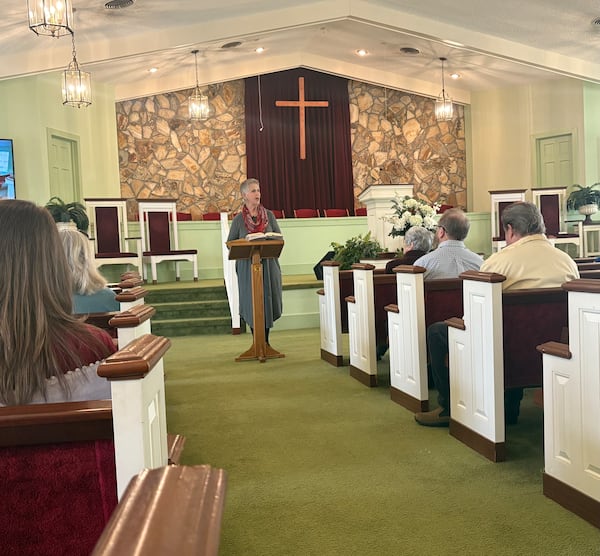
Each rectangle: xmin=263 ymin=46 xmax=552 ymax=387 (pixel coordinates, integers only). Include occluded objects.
xmin=58 ymin=224 xmax=120 ymax=314
xmin=0 ymin=200 xmax=117 ymax=406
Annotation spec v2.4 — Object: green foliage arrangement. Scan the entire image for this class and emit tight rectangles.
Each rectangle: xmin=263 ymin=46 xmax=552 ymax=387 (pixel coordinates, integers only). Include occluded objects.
xmin=45 ymin=196 xmax=89 ymax=233
xmin=330 ymin=232 xmax=383 ymax=270
xmin=566 ymin=183 xmax=600 ymax=210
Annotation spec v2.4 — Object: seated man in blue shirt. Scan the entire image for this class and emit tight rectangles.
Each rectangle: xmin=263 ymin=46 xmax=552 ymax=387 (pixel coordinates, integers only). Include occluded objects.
xmin=413 ymin=207 xmax=483 ymax=279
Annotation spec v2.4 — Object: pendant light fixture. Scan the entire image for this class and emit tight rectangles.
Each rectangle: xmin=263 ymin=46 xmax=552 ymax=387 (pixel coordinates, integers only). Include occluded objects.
xmin=62 ymin=32 xmax=92 ymax=108
xmin=189 ymin=49 xmax=209 ymax=121
xmin=27 ymin=0 xmax=73 ymax=37
xmin=434 ymin=57 xmax=453 ymax=121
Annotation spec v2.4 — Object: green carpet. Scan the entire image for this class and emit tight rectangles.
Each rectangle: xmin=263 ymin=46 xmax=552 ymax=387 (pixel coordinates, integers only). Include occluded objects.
xmin=164 ymin=328 xmax=600 ymax=555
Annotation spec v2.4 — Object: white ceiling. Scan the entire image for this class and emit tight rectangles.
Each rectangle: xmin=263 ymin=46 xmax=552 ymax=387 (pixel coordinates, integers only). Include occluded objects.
xmin=4 ymin=0 xmax=600 ymax=102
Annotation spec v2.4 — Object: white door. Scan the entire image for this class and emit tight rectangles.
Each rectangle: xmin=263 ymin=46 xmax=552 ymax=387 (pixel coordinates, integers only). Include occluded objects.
xmin=48 ymin=131 xmax=81 ymax=201
xmin=537 ymin=134 xmax=573 ymax=187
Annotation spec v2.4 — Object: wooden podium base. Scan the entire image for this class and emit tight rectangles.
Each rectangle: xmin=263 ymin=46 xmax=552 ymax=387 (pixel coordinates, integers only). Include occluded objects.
xmin=235 ymin=343 xmax=285 ymax=363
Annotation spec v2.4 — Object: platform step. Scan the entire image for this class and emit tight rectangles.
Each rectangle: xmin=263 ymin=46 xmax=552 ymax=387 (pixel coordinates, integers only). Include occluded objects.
xmin=152 ymin=316 xmax=232 ymax=337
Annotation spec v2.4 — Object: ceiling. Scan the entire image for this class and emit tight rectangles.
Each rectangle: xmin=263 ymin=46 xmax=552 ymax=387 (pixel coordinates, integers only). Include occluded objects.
xmin=4 ymin=0 xmax=600 ymax=102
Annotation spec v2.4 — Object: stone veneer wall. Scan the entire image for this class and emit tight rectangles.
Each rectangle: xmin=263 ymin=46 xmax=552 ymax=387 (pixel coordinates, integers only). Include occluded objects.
xmin=116 ymin=77 xmax=466 ymax=218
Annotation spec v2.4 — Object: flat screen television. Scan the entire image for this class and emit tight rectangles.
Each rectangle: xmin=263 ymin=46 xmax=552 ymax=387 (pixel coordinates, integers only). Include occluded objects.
xmin=0 ymin=139 xmax=16 ymax=199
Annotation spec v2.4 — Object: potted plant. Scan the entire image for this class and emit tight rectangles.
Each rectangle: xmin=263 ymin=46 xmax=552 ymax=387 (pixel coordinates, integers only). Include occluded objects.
xmin=330 ymin=232 xmax=383 ymax=270
xmin=45 ymin=196 xmax=89 ymax=234
xmin=566 ymin=183 xmax=600 ymax=224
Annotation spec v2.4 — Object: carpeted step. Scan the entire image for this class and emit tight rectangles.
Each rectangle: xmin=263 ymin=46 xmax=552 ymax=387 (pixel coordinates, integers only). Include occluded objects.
xmin=145 ymin=286 xmax=227 ymax=304
xmin=152 ymin=300 xmax=230 ymax=320
xmin=151 ymin=316 xmax=233 ymax=337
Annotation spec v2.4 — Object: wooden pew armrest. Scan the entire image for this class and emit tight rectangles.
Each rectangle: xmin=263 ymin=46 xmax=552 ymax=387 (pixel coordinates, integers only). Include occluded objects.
xmin=92 ymin=465 xmax=227 ymax=556
xmin=536 ymin=341 xmax=572 ymax=359
xmin=445 ymin=317 xmax=465 ymax=330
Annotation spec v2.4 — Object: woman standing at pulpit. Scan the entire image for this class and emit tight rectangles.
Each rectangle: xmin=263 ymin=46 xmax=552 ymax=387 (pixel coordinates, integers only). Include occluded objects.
xmin=227 ymin=178 xmax=283 ymax=343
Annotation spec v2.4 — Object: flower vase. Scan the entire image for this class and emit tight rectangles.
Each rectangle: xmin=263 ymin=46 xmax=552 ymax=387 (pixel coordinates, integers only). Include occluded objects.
xmin=578 ymin=203 xmax=598 ymax=225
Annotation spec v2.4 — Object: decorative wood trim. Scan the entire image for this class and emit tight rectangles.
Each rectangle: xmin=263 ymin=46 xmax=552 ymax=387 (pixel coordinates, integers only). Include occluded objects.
xmin=109 ymin=304 xmax=156 ymax=328
xmin=390 ymin=387 xmax=428 ymax=412
xmin=115 ymin=285 xmax=147 ymax=302
xmin=92 ymin=465 xmax=228 ymax=556
xmin=231 ymin=328 xmax=242 ymax=335
xmin=351 ymin=263 xmax=376 ymax=271
xmin=321 ymin=349 xmax=344 ymax=367
xmin=166 ymin=433 xmax=186 ymax=465
xmin=98 ymin=334 xmax=171 ymax=381
xmin=349 ymin=365 xmax=377 ymax=387
xmin=384 ymin=303 xmax=399 ymax=313
xmin=562 ymin=278 xmax=600 ymax=294
xmin=321 ymin=260 xmax=341 ymax=267
xmin=488 ymin=189 xmax=528 ymax=194
xmin=394 ymin=265 xmax=426 ymax=274
xmin=345 ymin=295 xmax=355 ymax=303
xmin=543 ymin=473 xmax=600 ymax=529
xmin=450 ymin=419 xmax=506 ymax=462
xmin=536 ymin=341 xmax=572 ymax=359
xmin=460 ymin=270 xmax=507 ymax=283
xmin=316 ymin=288 xmax=325 ymax=296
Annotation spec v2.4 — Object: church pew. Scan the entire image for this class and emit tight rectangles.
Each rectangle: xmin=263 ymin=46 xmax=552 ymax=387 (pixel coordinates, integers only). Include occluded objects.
xmin=536 ymin=279 xmax=600 ymax=530
xmin=446 ymin=271 xmax=568 ymax=462
xmin=92 ymin=465 xmax=227 ymax=556
xmin=385 ymin=266 xmax=463 ymax=412
xmin=0 ymin=333 xmax=175 ymax=555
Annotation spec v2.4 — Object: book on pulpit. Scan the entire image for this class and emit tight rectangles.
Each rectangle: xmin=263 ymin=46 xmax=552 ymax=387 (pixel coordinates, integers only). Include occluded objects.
xmin=245 ymin=232 xmax=283 ymax=241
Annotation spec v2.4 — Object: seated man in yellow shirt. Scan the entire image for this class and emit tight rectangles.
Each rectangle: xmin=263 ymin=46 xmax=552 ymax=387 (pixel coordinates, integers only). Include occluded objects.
xmin=416 ymin=202 xmax=579 ymax=427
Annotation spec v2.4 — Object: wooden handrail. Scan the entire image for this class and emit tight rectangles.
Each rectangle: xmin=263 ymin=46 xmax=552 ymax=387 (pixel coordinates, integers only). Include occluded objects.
xmin=92 ymin=465 xmax=227 ymax=556
xmin=109 ymin=303 xmax=156 ymax=328
xmin=115 ymin=285 xmax=147 ymax=302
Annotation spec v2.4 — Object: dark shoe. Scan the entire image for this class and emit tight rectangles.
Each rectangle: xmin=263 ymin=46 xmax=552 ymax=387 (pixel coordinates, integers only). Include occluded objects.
xmin=414 ymin=406 xmax=450 ymax=427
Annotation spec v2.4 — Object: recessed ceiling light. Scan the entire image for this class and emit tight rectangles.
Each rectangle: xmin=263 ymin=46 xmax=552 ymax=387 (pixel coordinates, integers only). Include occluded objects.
xmin=450 ymin=73 xmax=460 ymax=79
xmin=399 ymin=46 xmax=420 ymax=56
xmin=148 ymin=67 xmax=158 ymax=73
xmin=221 ymin=41 xmax=242 ymax=49
xmin=355 ymin=49 xmax=369 ymax=57
xmin=255 ymin=47 xmax=265 ymax=54
xmin=105 ymin=0 xmax=134 ymax=8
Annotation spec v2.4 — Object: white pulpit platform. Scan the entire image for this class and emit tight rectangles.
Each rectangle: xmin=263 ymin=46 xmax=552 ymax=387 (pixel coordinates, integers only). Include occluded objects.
xmin=358 ymin=184 xmax=414 ymax=252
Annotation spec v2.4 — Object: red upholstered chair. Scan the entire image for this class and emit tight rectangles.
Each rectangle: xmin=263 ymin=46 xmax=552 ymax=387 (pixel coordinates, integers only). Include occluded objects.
xmin=323 ymin=208 xmax=349 ymax=217
xmin=201 ymin=212 xmax=221 ymax=221
xmin=176 ymin=212 xmax=192 ymax=221
xmin=437 ymin=204 xmax=454 ymax=214
xmin=532 ymin=187 xmax=583 ymax=257
xmin=293 ymin=208 xmax=320 ymax=218
xmin=271 ymin=209 xmax=286 ymax=219
xmin=489 ymin=190 xmax=527 ymax=252
xmin=355 ymin=207 xmax=367 ymax=216
xmin=85 ymin=198 xmax=142 ymax=272
xmin=138 ymin=200 xmax=199 ymax=284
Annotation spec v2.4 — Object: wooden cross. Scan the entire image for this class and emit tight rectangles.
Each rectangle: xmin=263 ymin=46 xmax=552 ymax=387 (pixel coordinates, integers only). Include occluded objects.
xmin=275 ymin=77 xmax=329 ymax=160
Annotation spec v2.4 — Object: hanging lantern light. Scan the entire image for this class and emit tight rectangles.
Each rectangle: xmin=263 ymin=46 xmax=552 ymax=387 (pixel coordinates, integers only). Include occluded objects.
xmin=434 ymin=57 xmax=454 ymax=121
xmin=28 ymin=0 xmax=73 ymax=38
xmin=62 ymin=32 xmax=92 ymax=108
xmin=189 ymin=49 xmax=210 ymax=121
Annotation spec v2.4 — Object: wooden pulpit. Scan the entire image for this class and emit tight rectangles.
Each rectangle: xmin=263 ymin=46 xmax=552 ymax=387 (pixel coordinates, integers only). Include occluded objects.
xmin=227 ymin=238 xmax=285 ymax=362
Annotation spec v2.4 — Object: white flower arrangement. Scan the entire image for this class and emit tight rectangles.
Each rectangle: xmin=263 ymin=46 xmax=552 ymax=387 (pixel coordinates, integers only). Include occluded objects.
xmin=386 ymin=195 xmax=439 ymax=237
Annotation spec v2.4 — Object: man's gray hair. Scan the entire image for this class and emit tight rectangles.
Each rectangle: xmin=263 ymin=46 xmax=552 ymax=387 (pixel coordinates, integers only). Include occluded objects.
xmin=501 ymin=202 xmax=546 ymax=236
xmin=438 ymin=207 xmax=470 ymax=241
xmin=404 ymin=226 xmax=433 ymax=252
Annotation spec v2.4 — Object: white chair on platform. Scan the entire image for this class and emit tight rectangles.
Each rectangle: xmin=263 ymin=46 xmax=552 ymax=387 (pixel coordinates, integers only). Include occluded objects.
xmin=532 ymin=187 xmax=583 ymax=257
xmin=489 ymin=189 xmax=527 ymax=252
xmin=85 ymin=198 xmax=142 ymax=272
xmin=138 ymin=200 xmax=198 ymax=284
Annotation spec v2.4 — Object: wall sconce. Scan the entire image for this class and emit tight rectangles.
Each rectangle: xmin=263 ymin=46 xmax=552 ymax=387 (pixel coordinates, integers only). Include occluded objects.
xmin=62 ymin=32 xmax=92 ymax=108
xmin=189 ymin=49 xmax=210 ymax=121
xmin=435 ymin=57 xmax=453 ymax=121
xmin=27 ymin=0 xmax=73 ymax=38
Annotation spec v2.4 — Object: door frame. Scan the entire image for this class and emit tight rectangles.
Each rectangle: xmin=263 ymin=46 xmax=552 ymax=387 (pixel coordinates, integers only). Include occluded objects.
xmin=531 ymin=129 xmax=578 ymax=188
xmin=46 ymin=128 xmax=83 ymax=202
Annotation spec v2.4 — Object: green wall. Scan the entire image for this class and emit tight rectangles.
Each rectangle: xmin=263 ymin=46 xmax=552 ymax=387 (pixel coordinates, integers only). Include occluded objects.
xmin=0 ymin=72 xmax=120 ymax=204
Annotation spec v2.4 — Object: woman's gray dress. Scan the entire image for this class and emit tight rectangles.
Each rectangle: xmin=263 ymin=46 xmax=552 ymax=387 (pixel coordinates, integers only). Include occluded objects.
xmin=227 ymin=210 xmax=283 ymax=329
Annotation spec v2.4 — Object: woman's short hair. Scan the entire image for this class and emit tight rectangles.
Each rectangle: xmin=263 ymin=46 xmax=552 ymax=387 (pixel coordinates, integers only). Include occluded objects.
xmin=240 ymin=178 xmax=259 ymax=196
xmin=404 ymin=226 xmax=433 ymax=252
xmin=501 ymin=202 xmax=546 ymax=236
xmin=58 ymin=225 xmax=108 ymax=295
